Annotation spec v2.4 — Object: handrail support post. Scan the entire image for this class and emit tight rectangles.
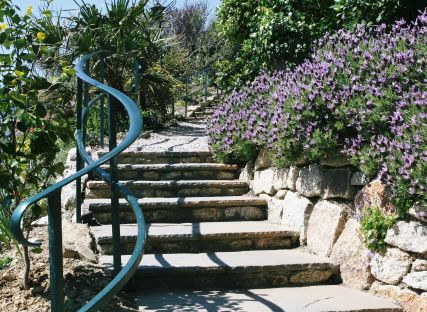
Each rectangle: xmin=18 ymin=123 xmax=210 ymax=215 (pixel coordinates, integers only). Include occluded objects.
xmin=134 ymin=58 xmax=141 ymax=106
xmin=76 ymin=77 xmax=83 ymax=224
xmin=48 ymin=189 xmax=65 ymax=312
xmin=204 ymin=69 xmax=208 ymax=104
xmin=108 ymin=94 xmax=121 ymax=276
xmin=184 ymin=81 xmax=188 ymax=118
xmin=100 ymin=53 xmax=105 ymax=148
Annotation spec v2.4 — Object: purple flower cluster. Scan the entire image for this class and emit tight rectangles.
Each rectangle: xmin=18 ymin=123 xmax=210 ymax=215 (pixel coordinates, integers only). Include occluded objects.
xmin=208 ymin=12 xmax=427 ymax=213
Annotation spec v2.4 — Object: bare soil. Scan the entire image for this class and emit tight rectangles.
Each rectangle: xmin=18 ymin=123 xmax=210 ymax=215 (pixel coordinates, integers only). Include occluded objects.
xmin=0 ymin=226 xmax=138 ymax=312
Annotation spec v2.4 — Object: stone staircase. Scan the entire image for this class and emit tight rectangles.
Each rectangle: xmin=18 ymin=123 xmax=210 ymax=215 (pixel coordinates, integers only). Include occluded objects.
xmin=186 ymin=92 xmax=218 ymax=120
xmin=84 ymin=149 xmax=402 ymax=311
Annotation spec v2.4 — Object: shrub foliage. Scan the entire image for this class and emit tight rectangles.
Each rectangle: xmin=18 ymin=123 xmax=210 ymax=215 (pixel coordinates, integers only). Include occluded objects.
xmin=215 ymin=0 xmax=427 ymax=89
xmin=209 ymin=13 xmax=427 ymax=216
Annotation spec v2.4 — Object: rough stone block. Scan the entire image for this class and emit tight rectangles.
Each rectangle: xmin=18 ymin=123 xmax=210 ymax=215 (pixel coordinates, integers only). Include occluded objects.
xmin=320 ymin=154 xmax=351 ymax=167
xmin=296 ymin=164 xmax=323 ymax=198
xmin=272 ymin=168 xmax=289 ymax=191
xmin=259 ymin=193 xmax=272 ymax=203
xmin=307 ymin=200 xmax=348 ymax=256
xmin=61 ymin=171 xmax=88 ymax=214
xmin=62 ymin=221 xmax=97 ymax=263
xmin=289 ymin=270 xmax=334 ymax=284
xmin=370 ymin=281 xmax=427 ymax=312
xmin=385 ymin=221 xmax=427 ymax=255
xmin=330 ymin=219 xmax=374 ymax=290
xmin=275 ymin=190 xmax=288 ymax=199
xmin=254 ymin=148 xmax=273 ymax=171
xmin=322 ymin=167 xmax=354 ymax=199
xmin=354 ymin=179 xmax=395 ymax=216
xmin=281 ymin=191 xmax=313 ymax=244
xmin=412 ymin=259 xmax=427 ymax=272
xmin=351 ymin=172 xmax=371 ymax=186
xmin=403 ymin=271 xmax=427 ymax=291
xmin=268 ymin=197 xmax=284 ymax=224
xmin=259 ymin=194 xmax=283 ymax=224
xmin=239 ymin=161 xmax=254 ymax=183
xmin=253 ymin=168 xmax=275 ymax=195
xmin=370 ymin=248 xmax=412 ymax=285
xmin=286 ymin=166 xmax=299 ymax=191
xmin=409 ymin=203 xmax=427 ymax=224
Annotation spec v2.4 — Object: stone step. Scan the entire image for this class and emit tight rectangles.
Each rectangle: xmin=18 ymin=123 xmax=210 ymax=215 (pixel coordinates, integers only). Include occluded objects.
xmin=195 ymin=111 xmax=212 ymax=117
xmin=99 ymin=163 xmax=239 ymax=180
xmin=100 ymin=249 xmax=340 ymax=290
xmin=186 ymin=116 xmax=208 ymax=121
xmin=85 ymin=196 xmax=267 ymax=223
xmin=86 ymin=180 xmax=249 ymax=199
xmin=93 ymin=221 xmax=299 ymax=254
xmin=97 ymin=151 xmax=215 ymax=165
xmin=135 ymin=285 xmax=402 ymax=311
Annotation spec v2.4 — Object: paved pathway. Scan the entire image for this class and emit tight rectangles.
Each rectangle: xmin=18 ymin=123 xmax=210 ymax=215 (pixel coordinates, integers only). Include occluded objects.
xmin=128 ymin=120 xmax=209 ymax=153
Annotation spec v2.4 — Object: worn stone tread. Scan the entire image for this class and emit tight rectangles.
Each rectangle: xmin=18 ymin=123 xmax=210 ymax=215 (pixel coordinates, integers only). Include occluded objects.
xmin=93 ymin=221 xmax=299 ymax=243
xmin=85 ymin=196 xmax=267 ymax=212
xmin=87 ymin=180 xmax=247 ymax=188
xmin=97 ymin=150 xmax=215 ymax=164
xmin=101 ymin=163 xmax=238 ymax=171
xmin=135 ymin=285 xmax=402 ymax=312
xmin=86 ymin=180 xmax=249 ymax=198
xmin=99 ymin=150 xmax=213 ymax=157
xmin=86 ymin=196 xmax=268 ymax=224
xmin=100 ymin=249 xmax=338 ymax=278
xmin=98 ymin=163 xmax=239 ymax=180
xmin=87 ymin=180 xmax=248 ymax=189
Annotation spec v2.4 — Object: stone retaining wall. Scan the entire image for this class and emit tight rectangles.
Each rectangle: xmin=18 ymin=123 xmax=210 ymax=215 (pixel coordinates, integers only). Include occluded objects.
xmin=243 ymin=149 xmax=427 ymax=311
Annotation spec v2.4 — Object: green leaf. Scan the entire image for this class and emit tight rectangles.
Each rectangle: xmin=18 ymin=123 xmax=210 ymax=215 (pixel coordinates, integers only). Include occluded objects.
xmin=34 ymin=103 xmax=47 ymax=118
xmin=0 ymin=172 xmax=11 ymax=188
xmin=0 ymin=256 xmax=13 ymax=269
xmin=63 ymin=67 xmax=77 ymax=76
xmin=32 ymin=204 xmax=43 ymax=219
xmin=31 ymin=247 xmax=43 ymax=254
xmin=1 ymin=196 xmax=12 ymax=210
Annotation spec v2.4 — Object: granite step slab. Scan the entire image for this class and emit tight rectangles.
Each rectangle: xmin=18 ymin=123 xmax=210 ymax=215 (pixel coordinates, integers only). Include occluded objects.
xmin=134 ymin=285 xmax=402 ymax=312
xmin=99 ymin=163 xmax=239 ymax=180
xmin=85 ymin=196 xmax=267 ymax=223
xmin=86 ymin=180 xmax=249 ymax=198
xmin=97 ymin=151 xmax=215 ymax=164
xmin=93 ymin=221 xmax=299 ymax=254
xmin=100 ymin=249 xmax=340 ymax=289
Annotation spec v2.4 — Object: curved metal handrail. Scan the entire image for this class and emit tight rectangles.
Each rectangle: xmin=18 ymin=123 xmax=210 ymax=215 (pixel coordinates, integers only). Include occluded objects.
xmin=10 ymin=51 xmax=146 ymax=311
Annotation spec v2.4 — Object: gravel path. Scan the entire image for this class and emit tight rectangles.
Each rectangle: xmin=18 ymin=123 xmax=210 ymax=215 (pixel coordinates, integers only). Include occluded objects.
xmin=126 ymin=120 xmax=210 ymax=152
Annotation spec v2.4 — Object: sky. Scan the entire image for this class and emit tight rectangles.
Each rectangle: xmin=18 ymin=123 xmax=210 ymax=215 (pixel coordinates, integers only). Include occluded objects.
xmin=12 ymin=0 xmax=222 ymax=17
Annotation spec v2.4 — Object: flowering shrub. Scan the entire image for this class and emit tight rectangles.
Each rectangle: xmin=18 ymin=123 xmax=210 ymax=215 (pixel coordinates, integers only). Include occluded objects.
xmin=209 ymin=12 xmax=427 ymax=215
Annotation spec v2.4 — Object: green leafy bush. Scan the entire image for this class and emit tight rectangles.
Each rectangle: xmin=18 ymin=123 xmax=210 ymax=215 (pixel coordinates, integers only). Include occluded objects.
xmin=0 ymin=0 xmax=72 ymax=230
xmin=41 ymin=0 xmax=181 ymax=131
xmin=332 ymin=0 xmax=427 ymax=28
xmin=216 ymin=0 xmax=332 ymax=88
xmin=213 ymin=141 xmax=258 ymax=165
xmin=0 ymin=0 xmax=73 ymax=287
xmin=360 ymin=207 xmax=396 ymax=251
xmin=215 ymin=0 xmax=427 ymax=89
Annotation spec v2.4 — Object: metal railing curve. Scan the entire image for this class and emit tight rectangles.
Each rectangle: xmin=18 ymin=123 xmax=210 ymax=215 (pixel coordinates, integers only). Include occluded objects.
xmin=10 ymin=51 xmax=146 ymax=311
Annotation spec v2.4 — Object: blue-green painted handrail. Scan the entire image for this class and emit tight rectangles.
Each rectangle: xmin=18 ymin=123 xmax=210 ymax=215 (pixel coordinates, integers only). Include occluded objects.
xmin=10 ymin=51 xmax=147 ymax=311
